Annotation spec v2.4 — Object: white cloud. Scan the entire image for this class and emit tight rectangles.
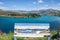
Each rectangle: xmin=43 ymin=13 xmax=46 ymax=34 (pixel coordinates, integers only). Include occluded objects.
xmin=33 ymin=2 xmax=36 ymax=4
xmin=40 ymin=6 xmax=52 ymax=9
xmin=12 ymin=5 xmax=16 ymax=7
xmin=0 ymin=6 xmax=6 ymax=9
xmin=38 ymin=0 xmax=43 ymax=3
xmin=58 ymin=3 xmax=60 ymax=5
xmin=40 ymin=7 xmax=60 ymax=10
xmin=0 ymin=2 xmax=4 ymax=5
xmin=44 ymin=5 xmax=49 ymax=7
xmin=32 ymin=0 xmax=43 ymax=4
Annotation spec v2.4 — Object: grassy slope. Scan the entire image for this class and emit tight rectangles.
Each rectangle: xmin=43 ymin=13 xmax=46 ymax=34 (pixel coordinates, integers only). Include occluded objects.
xmin=0 ymin=32 xmax=14 ymax=40
xmin=0 ymin=32 xmax=47 ymax=40
xmin=0 ymin=30 xmax=57 ymax=40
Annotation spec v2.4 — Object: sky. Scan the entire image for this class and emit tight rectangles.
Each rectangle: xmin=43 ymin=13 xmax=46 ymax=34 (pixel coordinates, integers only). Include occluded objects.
xmin=0 ymin=0 xmax=60 ymax=10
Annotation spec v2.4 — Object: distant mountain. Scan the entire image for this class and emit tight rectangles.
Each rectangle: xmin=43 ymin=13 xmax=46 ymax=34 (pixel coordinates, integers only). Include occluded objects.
xmin=0 ymin=9 xmax=60 ymax=17
xmin=0 ymin=9 xmax=20 ymax=15
xmin=0 ymin=9 xmax=40 ymax=17
xmin=38 ymin=9 xmax=60 ymax=14
xmin=12 ymin=9 xmax=60 ymax=16
xmin=12 ymin=9 xmax=60 ymax=14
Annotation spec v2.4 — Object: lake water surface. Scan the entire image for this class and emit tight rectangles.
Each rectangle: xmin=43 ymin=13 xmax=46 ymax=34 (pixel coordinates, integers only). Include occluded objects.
xmin=0 ymin=16 xmax=60 ymax=32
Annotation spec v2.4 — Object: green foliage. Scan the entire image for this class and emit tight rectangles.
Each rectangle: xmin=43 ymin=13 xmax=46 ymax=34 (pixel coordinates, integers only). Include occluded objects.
xmin=37 ymin=37 xmax=47 ymax=40
xmin=17 ymin=37 xmax=25 ymax=40
xmin=50 ymin=30 xmax=57 ymax=37
xmin=0 ymin=32 xmax=48 ymax=40
xmin=16 ymin=37 xmax=47 ymax=40
xmin=8 ymin=13 xmax=41 ymax=18
xmin=0 ymin=32 xmax=14 ymax=40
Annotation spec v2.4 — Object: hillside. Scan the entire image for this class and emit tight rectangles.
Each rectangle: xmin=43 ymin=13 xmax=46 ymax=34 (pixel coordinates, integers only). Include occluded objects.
xmin=0 ymin=9 xmax=40 ymax=18
xmin=0 ymin=9 xmax=60 ymax=17
xmin=12 ymin=9 xmax=60 ymax=16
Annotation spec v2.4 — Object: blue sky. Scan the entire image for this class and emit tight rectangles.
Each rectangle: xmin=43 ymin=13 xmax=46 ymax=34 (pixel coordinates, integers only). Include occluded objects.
xmin=0 ymin=0 xmax=60 ymax=10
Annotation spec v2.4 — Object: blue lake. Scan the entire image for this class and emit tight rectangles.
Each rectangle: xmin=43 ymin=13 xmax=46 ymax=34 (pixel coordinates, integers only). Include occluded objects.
xmin=0 ymin=16 xmax=60 ymax=33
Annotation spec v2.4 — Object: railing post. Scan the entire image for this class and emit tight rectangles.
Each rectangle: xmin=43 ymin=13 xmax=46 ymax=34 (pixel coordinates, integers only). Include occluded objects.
xmin=14 ymin=36 xmax=17 ymax=40
xmin=47 ymin=37 xmax=50 ymax=40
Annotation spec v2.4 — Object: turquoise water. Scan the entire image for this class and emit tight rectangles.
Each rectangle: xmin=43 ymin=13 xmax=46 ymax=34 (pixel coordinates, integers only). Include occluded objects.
xmin=0 ymin=16 xmax=60 ymax=32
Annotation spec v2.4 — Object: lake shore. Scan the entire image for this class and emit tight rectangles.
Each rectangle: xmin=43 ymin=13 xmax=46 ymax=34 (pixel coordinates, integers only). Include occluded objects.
xmin=0 ymin=15 xmax=40 ymax=18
